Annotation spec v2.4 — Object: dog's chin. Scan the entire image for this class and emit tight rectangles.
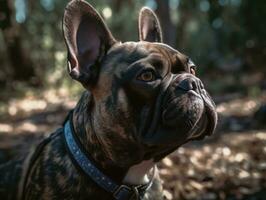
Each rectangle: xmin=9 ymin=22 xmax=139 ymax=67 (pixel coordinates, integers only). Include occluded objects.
xmin=143 ymin=114 xmax=211 ymax=162
xmin=144 ymin=95 xmax=207 ymax=144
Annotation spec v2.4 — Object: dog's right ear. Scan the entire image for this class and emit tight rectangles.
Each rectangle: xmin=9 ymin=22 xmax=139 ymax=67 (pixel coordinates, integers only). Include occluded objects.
xmin=63 ymin=0 xmax=116 ymax=87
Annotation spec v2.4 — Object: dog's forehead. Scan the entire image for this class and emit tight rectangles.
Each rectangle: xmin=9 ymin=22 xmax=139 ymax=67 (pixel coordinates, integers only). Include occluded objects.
xmin=107 ymin=41 xmax=186 ymax=65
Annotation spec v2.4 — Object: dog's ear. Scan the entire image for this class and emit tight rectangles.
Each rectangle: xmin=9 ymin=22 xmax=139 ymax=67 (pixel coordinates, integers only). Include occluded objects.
xmin=63 ymin=0 xmax=116 ymax=86
xmin=138 ymin=7 xmax=162 ymax=43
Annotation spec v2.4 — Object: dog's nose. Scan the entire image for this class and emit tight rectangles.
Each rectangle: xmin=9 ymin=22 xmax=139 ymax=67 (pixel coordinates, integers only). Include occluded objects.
xmin=177 ymin=78 xmax=202 ymax=91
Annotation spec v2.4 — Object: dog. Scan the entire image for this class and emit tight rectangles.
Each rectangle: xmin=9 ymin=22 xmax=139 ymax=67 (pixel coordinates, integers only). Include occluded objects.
xmin=0 ymin=0 xmax=217 ymax=199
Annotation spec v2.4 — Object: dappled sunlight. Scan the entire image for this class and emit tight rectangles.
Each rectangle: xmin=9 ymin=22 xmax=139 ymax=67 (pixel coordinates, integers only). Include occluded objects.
xmin=8 ymin=99 xmax=47 ymax=115
xmin=0 ymin=88 xmax=79 ymax=119
xmin=159 ymin=131 xmax=266 ymax=200
xmin=19 ymin=122 xmax=38 ymax=132
xmin=216 ymin=98 xmax=261 ymax=116
xmin=0 ymin=123 xmax=13 ymax=133
xmin=0 ymin=88 xmax=79 ymax=139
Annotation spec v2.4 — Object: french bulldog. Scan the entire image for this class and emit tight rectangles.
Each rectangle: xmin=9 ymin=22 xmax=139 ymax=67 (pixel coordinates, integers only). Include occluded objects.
xmin=0 ymin=0 xmax=217 ymax=199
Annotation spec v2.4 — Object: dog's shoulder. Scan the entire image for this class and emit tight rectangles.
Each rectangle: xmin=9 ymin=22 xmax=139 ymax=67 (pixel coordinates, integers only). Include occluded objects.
xmin=22 ymin=128 xmax=106 ymax=199
xmin=0 ymin=156 xmax=25 ymax=199
xmin=22 ymin=129 xmax=74 ymax=199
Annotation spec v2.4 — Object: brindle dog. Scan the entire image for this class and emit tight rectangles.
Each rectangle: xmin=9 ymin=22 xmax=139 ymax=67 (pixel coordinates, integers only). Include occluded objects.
xmin=0 ymin=0 xmax=217 ymax=199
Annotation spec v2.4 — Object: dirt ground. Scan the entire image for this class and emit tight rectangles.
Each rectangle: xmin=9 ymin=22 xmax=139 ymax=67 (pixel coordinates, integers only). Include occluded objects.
xmin=0 ymin=89 xmax=265 ymax=200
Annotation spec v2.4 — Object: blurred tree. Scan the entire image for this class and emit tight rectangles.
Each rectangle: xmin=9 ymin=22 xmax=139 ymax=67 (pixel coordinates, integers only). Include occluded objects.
xmin=155 ymin=0 xmax=176 ymax=46
xmin=0 ymin=0 xmax=36 ymax=83
xmin=240 ymin=0 xmax=266 ymax=71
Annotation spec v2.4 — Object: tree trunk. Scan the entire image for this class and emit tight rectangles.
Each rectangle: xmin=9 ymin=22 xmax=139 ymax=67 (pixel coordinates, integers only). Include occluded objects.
xmin=113 ymin=0 xmax=133 ymax=13
xmin=155 ymin=0 xmax=176 ymax=47
xmin=0 ymin=0 xmax=36 ymax=82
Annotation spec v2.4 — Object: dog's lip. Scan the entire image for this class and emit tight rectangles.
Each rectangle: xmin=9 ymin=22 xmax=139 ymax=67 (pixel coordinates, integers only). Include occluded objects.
xmin=204 ymin=100 xmax=217 ymax=136
xmin=187 ymin=112 xmax=208 ymax=139
xmin=201 ymin=89 xmax=218 ymax=135
xmin=189 ymin=99 xmax=217 ymax=140
xmin=162 ymin=92 xmax=204 ymax=129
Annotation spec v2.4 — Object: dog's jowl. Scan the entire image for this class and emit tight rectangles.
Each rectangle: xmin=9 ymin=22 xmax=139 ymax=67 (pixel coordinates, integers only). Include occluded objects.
xmin=0 ymin=0 xmax=217 ymax=199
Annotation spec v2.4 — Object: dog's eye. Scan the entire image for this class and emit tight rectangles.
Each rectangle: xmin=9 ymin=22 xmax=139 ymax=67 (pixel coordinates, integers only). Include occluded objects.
xmin=137 ymin=70 xmax=155 ymax=82
xmin=187 ymin=58 xmax=196 ymax=75
xmin=190 ymin=66 xmax=196 ymax=75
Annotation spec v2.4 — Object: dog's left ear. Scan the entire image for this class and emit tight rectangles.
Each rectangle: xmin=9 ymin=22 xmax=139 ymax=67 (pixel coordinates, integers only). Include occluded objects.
xmin=63 ymin=0 xmax=116 ymax=87
xmin=138 ymin=7 xmax=163 ymax=43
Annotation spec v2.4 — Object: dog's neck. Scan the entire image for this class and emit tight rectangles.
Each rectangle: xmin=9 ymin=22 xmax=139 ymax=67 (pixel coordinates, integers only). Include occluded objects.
xmin=122 ymin=160 xmax=154 ymax=185
xmin=71 ymin=92 xmax=154 ymax=185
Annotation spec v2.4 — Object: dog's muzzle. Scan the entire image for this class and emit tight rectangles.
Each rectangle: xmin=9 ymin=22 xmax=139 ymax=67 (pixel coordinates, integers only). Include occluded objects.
xmin=141 ymin=73 xmax=217 ymax=161
xmin=162 ymin=73 xmax=217 ymax=141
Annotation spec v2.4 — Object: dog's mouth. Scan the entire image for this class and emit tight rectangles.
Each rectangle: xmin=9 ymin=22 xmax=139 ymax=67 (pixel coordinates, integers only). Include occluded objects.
xmin=140 ymin=73 xmax=217 ymax=161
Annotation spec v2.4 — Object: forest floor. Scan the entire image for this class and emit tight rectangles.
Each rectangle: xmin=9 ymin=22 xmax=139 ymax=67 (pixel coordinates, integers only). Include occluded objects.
xmin=0 ymin=88 xmax=265 ymax=200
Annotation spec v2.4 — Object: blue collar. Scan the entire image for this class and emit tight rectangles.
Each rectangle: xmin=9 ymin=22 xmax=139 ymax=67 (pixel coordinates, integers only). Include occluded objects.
xmin=63 ymin=120 xmax=154 ymax=200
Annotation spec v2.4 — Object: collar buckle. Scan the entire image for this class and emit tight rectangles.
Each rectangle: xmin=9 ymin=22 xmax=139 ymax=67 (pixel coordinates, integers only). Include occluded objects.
xmin=113 ymin=185 xmax=139 ymax=200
